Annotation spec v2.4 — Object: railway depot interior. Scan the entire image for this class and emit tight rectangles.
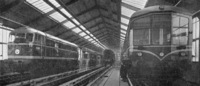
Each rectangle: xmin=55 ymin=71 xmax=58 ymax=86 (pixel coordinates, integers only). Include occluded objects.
xmin=0 ymin=0 xmax=200 ymax=86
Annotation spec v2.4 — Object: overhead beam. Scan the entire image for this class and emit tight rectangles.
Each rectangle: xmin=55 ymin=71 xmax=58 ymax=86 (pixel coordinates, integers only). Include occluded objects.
xmin=121 ymin=22 xmax=128 ymax=26
xmin=96 ymin=33 xmax=107 ymax=39
xmin=82 ymin=15 xmax=101 ymax=26
xmin=87 ymin=21 xmax=104 ymax=30
xmin=24 ymin=8 xmax=58 ymax=25
xmin=76 ymin=40 xmax=87 ymax=45
xmin=59 ymin=31 xmax=75 ymax=39
xmin=79 ymin=42 xmax=90 ymax=46
xmin=99 ymin=38 xmax=108 ymax=42
xmin=65 ymin=0 xmax=79 ymax=6
xmin=42 ymin=20 xmax=68 ymax=32
xmin=71 ymin=37 xmax=83 ymax=43
xmin=74 ymin=5 xmax=97 ymax=17
xmin=74 ymin=4 xmax=118 ymax=19
xmin=95 ymin=30 xmax=107 ymax=37
xmin=97 ymin=35 xmax=106 ymax=40
xmin=121 ymin=14 xmax=130 ymax=20
xmin=90 ymin=27 xmax=107 ymax=33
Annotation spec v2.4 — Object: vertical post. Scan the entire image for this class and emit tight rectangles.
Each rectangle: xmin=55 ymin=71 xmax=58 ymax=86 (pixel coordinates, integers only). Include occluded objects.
xmin=0 ymin=18 xmax=3 ymax=60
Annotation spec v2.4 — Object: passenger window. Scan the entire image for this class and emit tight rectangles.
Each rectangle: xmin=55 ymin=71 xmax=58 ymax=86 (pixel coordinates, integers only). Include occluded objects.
xmin=172 ymin=15 xmax=189 ymax=45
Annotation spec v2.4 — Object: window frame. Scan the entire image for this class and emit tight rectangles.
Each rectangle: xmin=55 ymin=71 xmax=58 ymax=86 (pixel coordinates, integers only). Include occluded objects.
xmin=192 ymin=17 xmax=199 ymax=62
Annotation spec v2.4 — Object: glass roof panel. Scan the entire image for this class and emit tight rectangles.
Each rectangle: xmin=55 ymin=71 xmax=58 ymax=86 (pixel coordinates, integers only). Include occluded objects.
xmin=49 ymin=0 xmax=61 ymax=7
xmin=121 ymin=34 xmax=125 ymax=37
xmin=91 ymin=40 xmax=96 ymax=43
xmin=60 ymin=8 xmax=73 ymax=18
xmin=121 ymin=30 xmax=126 ymax=34
xmin=31 ymin=0 xmax=43 ymax=6
xmin=88 ymin=38 xmax=93 ymax=41
xmin=121 ymin=6 xmax=135 ymax=17
xmin=84 ymin=36 xmax=90 ymax=39
xmin=122 ymin=0 xmax=148 ymax=9
xmin=121 ymin=17 xmax=129 ymax=24
xmin=121 ymin=24 xmax=127 ymax=30
xmin=79 ymin=32 xmax=87 ymax=37
xmin=80 ymin=25 xmax=86 ymax=30
xmin=49 ymin=12 xmax=66 ymax=22
xmin=72 ymin=18 xmax=80 ymax=25
xmin=121 ymin=36 xmax=125 ymax=39
xmin=27 ymin=0 xmax=53 ymax=13
xmin=72 ymin=27 xmax=82 ymax=33
xmin=63 ymin=21 xmax=76 ymax=28
xmin=26 ymin=0 xmax=38 ymax=3
xmin=121 ymin=33 xmax=126 ymax=36
xmin=85 ymin=31 xmax=90 ymax=34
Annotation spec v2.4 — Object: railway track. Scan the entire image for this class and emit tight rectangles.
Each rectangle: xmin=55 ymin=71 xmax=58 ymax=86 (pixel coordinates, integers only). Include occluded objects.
xmin=0 ymin=66 xmax=107 ymax=86
xmin=59 ymin=66 xmax=111 ymax=86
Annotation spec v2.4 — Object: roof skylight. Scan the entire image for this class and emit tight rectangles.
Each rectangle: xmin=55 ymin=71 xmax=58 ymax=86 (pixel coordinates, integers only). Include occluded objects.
xmin=80 ymin=25 xmax=86 ymax=30
xmin=49 ymin=12 xmax=66 ymax=22
xmin=72 ymin=18 xmax=80 ymax=25
xmin=26 ymin=0 xmax=107 ymax=49
xmin=121 ymin=30 xmax=126 ymax=34
xmin=121 ymin=6 xmax=135 ymax=17
xmin=79 ymin=32 xmax=87 ymax=37
xmin=121 ymin=25 xmax=127 ymax=30
xmin=27 ymin=0 xmax=53 ymax=13
xmin=121 ymin=17 xmax=129 ymax=24
xmin=63 ymin=21 xmax=76 ymax=28
xmin=121 ymin=34 xmax=125 ymax=37
xmin=88 ymin=38 xmax=93 ymax=41
xmin=60 ymin=8 xmax=73 ymax=18
xmin=122 ymin=0 xmax=148 ymax=9
xmin=49 ymin=0 xmax=61 ymax=7
xmin=84 ymin=36 xmax=90 ymax=39
xmin=72 ymin=27 xmax=82 ymax=33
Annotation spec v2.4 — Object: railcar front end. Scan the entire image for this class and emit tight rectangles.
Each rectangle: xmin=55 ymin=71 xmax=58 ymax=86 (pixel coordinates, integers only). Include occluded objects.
xmin=123 ymin=6 xmax=194 ymax=86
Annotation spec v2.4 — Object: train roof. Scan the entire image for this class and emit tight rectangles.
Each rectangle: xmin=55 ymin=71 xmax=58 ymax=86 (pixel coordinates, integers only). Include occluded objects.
xmin=131 ymin=5 xmax=192 ymax=19
xmin=11 ymin=27 xmax=78 ymax=47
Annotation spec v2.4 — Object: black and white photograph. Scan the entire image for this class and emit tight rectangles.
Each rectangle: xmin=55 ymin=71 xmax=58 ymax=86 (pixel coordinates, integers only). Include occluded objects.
xmin=0 ymin=0 xmax=199 ymax=86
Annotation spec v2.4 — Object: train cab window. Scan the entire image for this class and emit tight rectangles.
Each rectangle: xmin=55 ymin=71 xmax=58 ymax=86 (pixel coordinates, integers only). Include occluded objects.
xmin=152 ymin=14 xmax=171 ymax=45
xmin=172 ymin=15 xmax=189 ymax=45
xmin=46 ymin=39 xmax=55 ymax=47
xmin=26 ymin=33 xmax=33 ymax=42
xmin=133 ymin=16 xmax=150 ymax=45
xmin=35 ymin=34 xmax=43 ymax=44
xmin=10 ymin=33 xmax=33 ymax=43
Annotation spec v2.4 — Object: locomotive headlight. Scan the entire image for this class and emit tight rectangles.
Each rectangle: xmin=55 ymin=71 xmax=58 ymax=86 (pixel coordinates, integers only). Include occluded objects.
xmin=15 ymin=49 xmax=20 ymax=54
xmin=137 ymin=52 xmax=142 ymax=56
xmin=180 ymin=52 xmax=186 ymax=56
xmin=160 ymin=52 xmax=164 ymax=56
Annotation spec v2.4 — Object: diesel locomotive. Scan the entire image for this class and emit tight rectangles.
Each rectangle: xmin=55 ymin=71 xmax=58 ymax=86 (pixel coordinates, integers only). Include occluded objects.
xmin=0 ymin=27 xmax=105 ymax=85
